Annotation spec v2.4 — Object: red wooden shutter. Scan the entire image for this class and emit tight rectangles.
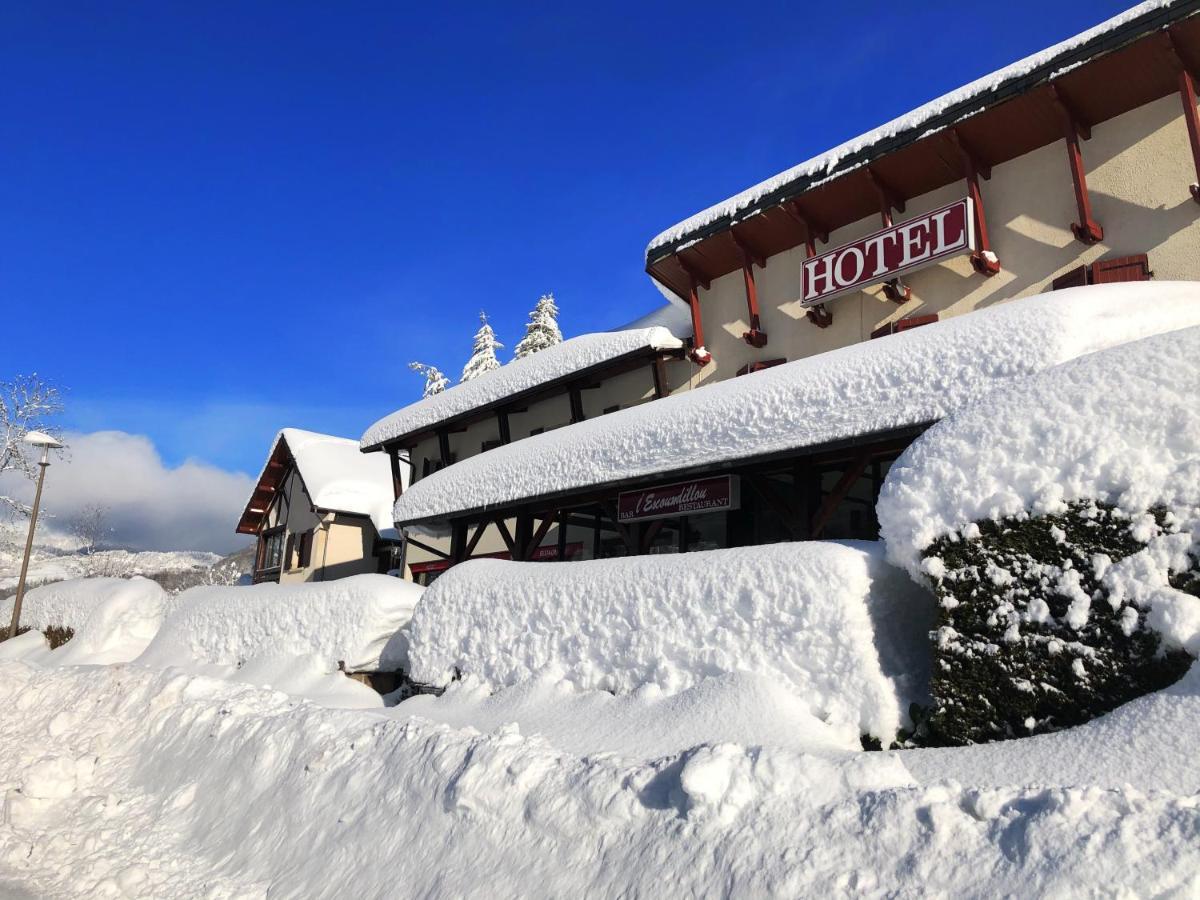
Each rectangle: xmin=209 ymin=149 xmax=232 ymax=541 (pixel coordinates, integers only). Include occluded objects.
xmin=1091 ymin=254 xmax=1151 ymax=284
xmin=871 ymin=314 xmax=939 ymax=340
xmin=735 ymin=358 xmax=787 ymax=376
xmin=1051 ymin=265 xmax=1090 ymax=290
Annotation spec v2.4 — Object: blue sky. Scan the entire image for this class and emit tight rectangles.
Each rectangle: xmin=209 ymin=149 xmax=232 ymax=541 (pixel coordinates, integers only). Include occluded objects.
xmin=1 ymin=0 xmax=1132 ymax=476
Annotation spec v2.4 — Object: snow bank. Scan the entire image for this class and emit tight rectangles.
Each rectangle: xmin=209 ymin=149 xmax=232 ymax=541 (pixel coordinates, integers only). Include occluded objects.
xmin=1 ymin=577 xmax=170 ymax=665
xmin=407 ymin=541 xmax=933 ymax=743
xmin=878 ymin=324 xmax=1200 ymax=591
xmin=140 ymin=574 xmax=421 ymax=673
xmin=396 ymin=283 xmax=1200 ymax=524
xmin=646 ymin=1 xmax=1169 ymax=256
xmin=361 ymin=325 xmax=684 ymax=450
xmin=4 ymin=660 xmax=1200 ymax=897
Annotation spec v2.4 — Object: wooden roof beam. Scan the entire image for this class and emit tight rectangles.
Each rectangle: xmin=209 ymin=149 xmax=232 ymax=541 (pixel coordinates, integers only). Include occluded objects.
xmin=945 ymin=129 xmax=992 ymax=180
xmin=865 ymin=167 xmax=906 ymax=227
xmin=729 ymin=226 xmax=767 ymax=269
xmin=1046 ymin=84 xmax=1093 ymax=140
xmin=782 ymin=199 xmax=830 ymax=255
xmin=675 ymin=254 xmax=711 ymax=291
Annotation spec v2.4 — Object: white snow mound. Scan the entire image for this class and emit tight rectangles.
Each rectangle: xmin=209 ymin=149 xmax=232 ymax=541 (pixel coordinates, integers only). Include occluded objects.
xmin=395 ymin=283 xmax=1200 ymax=524
xmin=407 ymin=541 xmax=934 ymax=743
xmin=140 ymin=574 xmax=422 ymax=673
xmin=1 ymin=577 xmax=171 ymax=665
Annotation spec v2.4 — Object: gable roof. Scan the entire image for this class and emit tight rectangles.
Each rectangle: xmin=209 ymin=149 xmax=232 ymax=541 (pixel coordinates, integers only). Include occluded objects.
xmin=236 ymin=428 xmax=401 ymax=538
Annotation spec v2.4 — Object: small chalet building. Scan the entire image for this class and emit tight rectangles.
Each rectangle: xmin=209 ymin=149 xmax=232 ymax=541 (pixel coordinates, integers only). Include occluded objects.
xmin=238 ymin=429 xmax=405 ymax=583
xmin=364 ymin=2 xmax=1200 ymax=576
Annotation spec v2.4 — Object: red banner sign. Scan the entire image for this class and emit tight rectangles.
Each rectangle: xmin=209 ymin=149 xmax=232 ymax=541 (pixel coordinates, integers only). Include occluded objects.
xmin=617 ymin=476 xmax=739 ymax=523
xmin=800 ymin=198 xmax=975 ymax=307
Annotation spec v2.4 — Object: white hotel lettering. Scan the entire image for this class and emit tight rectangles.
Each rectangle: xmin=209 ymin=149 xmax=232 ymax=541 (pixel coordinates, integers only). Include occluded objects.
xmin=802 ymin=199 xmax=974 ymax=305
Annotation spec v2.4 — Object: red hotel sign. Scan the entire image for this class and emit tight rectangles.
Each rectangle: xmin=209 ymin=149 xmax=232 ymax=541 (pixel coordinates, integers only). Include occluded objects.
xmin=800 ymin=198 xmax=976 ymax=307
xmin=618 ymin=476 xmax=740 ymax=523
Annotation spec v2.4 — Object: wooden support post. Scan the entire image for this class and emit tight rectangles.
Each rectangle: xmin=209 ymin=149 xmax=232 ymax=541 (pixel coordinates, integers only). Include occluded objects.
xmin=569 ymin=386 xmax=585 ymax=424
xmin=437 ymin=429 xmax=452 ymax=469
xmin=651 ymin=357 xmax=668 ymax=399
xmin=514 ymin=512 xmax=533 ymax=561
xmin=746 ymin=474 xmax=801 ymax=540
xmin=556 ymin=510 xmax=568 ymax=560
xmin=450 ymin=520 xmax=469 ymax=564
xmin=406 ymin=536 xmax=449 ymax=560
xmin=866 ymin=168 xmax=905 ymax=227
xmin=496 ymin=409 xmax=512 ymax=445
xmin=639 ymin=519 xmax=665 ymax=553
xmin=1181 ymin=69 xmax=1200 ymax=204
xmin=949 ymin=130 xmax=1001 ymax=275
xmin=1164 ymin=30 xmax=1200 ymax=203
xmin=525 ymin=514 xmax=556 ymax=560
xmin=732 ymin=230 xmax=768 ymax=348
xmin=387 ymin=446 xmax=405 ymax=500
xmin=494 ymin=518 xmax=516 ymax=555
xmin=801 ymin=225 xmax=834 ymax=329
xmin=600 ymin=501 xmax=636 ymax=553
xmin=463 ymin=521 xmax=487 ymax=559
xmin=682 ymin=272 xmax=711 ymax=366
xmin=1048 ymin=85 xmax=1103 ymax=244
xmin=810 ymin=452 xmax=871 ymax=539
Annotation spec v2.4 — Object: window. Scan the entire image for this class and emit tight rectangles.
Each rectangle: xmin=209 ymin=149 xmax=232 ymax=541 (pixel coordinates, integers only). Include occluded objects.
xmin=297 ymin=530 xmax=314 ymax=569
xmin=284 ymin=533 xmax=296 ymax=570
xmin=259 ymin=528 xmax=285 ymax=571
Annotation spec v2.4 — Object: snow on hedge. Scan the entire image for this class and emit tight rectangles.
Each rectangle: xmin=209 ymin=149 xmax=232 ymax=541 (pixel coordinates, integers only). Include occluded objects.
xmin=140 ymin=574 xmax=421 ymax=673
xmin=1 ymin=577 xmax=170 ymax=664
xmin=878 ymin=324 xmax=1200 ymax=652
xmin=360 ymin=325 xmax=684 ymax=450
xmin=407 ymin=541 xmax=933 ymax=743
xmin=645 ymin=2 xmax=1168 ymax=256
xmin=396 ymin=283 xmax=1200 ymax=525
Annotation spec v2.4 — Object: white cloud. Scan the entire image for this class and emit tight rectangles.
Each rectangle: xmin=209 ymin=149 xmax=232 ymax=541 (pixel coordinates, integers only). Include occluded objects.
xmin=0 ymin=431 xmax=255 ymax=554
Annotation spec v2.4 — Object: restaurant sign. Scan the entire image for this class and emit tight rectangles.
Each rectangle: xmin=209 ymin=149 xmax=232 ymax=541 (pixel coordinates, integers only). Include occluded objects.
xmin=617 ymin=476 xmax=740 ymax=524
xmin=800 ymin=198 xmax=976 ymax=307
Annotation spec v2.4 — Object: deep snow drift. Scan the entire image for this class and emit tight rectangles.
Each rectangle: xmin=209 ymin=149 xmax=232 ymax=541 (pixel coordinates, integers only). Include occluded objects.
xmin=394 ymin=283 xmax=1200 ymax=524
xmin=141 ymin=573 xmax=422 ymax=673
xmin=408 ymin=542 xmax=933 ymax=744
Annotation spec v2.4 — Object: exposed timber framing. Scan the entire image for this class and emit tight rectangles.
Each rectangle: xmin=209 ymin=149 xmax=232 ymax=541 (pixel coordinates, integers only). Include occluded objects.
xmin=683 ymin=273 xmax=712 ymax=366
xmin=1047 ymin=84 xmax=1104 ymax=244
xmin=948 ymin=129 xmax=1002 ymax=275
xmin=732 ymin=228 xmax=768 ymax=348
xmin=810 ymin=452 xmax=872 ymax=538
xmin=387 ymin=447 xmax=405 ymax=501
xmin=496 ymin=409 xmax=512 ymax=445
xmin=1164 ymin=30 xmax=1200 ymax=203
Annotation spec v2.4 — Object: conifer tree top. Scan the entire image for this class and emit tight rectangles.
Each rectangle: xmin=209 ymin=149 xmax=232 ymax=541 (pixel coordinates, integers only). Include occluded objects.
xmin=514 ymin=293 xmax=563 ymax=360
xmin=461 ymin=311 xmax=503 ymax=383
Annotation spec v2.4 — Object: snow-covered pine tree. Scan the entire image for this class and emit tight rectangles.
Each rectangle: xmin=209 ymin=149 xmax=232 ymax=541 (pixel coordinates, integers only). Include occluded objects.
xmin=513 ymin=293 xmax=563 ymax=359
xmin=408 ymin=362 xmax=449 ymax=398
xmin=460 ymin=312 xmax=503 ymax=383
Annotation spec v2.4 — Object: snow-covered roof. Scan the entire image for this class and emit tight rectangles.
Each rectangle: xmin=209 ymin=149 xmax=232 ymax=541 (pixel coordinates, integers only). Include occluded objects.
xmin=393 ymin=283 xmax=1200 ymax=525
xmin=646 ymin=1 xmax=1177 ymax=260
xmin=239 ymin=428 xmax=399 ymax=537
xmin=360 ymin=324 xmax=685 ymax=451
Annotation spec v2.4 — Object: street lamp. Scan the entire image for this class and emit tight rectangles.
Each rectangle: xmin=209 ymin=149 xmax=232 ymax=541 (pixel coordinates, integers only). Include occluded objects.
xmin=5 ymin=430 xmax=63 ymax=640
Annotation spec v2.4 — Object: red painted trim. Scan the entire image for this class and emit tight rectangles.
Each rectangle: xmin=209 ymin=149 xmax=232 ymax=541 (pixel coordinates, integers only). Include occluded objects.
xmin=805 ymin=304 xmax=833 ymax=328
xmin=686 ymin=277 xmax=711 ymax=365
xmin=1050 ymin=88 xmax=1104 ymax=244
xmin=735 ymin=359 xmax=787 ymax=376
xmin=737 ymin=244 xmax=768 ymax=347
xmin=1179 ymin=69 xmax=1200 ymax=204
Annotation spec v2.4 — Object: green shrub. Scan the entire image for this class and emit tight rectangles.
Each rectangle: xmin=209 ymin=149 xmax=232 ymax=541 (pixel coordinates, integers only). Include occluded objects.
xmin=920 ymin=501 xmax=1194 ymax=746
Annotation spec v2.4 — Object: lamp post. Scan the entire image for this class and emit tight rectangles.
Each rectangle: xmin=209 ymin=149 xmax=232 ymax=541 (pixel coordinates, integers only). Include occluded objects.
xmin=6 ymin=431 xmax=63 ymax=640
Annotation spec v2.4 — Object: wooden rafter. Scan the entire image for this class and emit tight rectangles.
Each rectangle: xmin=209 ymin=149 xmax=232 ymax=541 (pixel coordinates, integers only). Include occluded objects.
xmin=810 ymin=452 xmax=872 ymax=539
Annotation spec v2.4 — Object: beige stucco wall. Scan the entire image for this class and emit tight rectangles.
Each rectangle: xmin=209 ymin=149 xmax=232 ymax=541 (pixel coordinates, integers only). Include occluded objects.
xmin=689 ymin=93 xmax=1200 ymax=386
xmin=279 ymin=512 xmax=380 ymax=584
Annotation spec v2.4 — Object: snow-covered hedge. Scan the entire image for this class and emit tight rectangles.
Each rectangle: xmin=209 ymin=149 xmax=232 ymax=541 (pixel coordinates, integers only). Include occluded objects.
xmin=140 ymin=574 xmax=422 ymax=673
xmin=879 ymin=326 xmax=1200 ymax=744
xmin=407 ymin=541 xmax=934 ymax=744
xmin=1 ymin=577 xmax=171 ymax=665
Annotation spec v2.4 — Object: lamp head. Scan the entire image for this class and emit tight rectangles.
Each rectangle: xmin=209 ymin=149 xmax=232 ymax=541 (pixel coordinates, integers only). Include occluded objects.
xmin=24 ymin=431 xmax=63 ymax=450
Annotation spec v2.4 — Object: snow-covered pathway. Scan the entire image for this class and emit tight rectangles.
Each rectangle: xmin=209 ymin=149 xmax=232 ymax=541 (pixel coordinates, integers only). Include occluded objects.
xmin=3 ymin=659 xmax=1200 ymax=898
